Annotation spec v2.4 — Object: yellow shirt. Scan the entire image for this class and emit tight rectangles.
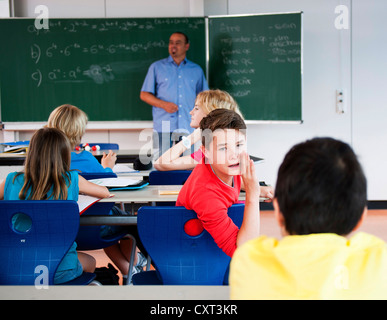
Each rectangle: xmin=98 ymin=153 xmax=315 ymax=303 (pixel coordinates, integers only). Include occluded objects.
xmin=229 ymin=232 xmax=387 ymax=300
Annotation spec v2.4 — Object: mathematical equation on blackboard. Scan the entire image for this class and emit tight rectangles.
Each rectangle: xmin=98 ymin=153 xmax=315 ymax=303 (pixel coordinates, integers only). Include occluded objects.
xmin=26 ymin=17 xmax=204 ymax=87
xmin=210 ymin=20 xmax=301 ymax=98
xmin=27 ymin=17 xmax=204 ymax=35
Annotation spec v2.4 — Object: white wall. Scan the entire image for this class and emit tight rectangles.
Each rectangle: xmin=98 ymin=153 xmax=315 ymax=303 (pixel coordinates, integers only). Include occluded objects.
xmin=13 ymin=0 xmax=203 ymax=17
xmin=0 ymin=0 xmax=10 ymax=17
xmin=3 ymin=0 xmax=386 ymax=201
xmin=352 ymin=0 xmax=387 ymax=200
xmin=227 ymin=0 xmax=352 ymax=189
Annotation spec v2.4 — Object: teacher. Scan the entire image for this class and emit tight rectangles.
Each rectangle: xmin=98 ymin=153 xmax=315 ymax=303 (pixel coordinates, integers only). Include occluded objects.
xmin=140 ymin=32 xmax=208 ymax=155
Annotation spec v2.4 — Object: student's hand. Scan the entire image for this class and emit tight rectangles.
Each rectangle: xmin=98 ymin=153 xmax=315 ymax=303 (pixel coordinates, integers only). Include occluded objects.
xmin=240 ymin=152 xmax=260 ymax=201
xmin=162 ymin=101 xmax=179 ymax=113
xmin=101 ymin=150 xmax=117 ymax=169
xmin=260 ymin=186 xmax=274 ymax=202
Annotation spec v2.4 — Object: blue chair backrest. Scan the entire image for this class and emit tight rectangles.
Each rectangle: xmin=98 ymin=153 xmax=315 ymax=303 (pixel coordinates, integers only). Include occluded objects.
xmin=136 ymin=203 xmax=244 ymax=285
xmin=79 ymin=171 xmax=117 ymax=180
xmin=89 ymin=143 xmax=119 ymax=150
xmin=149 ymin=170 xmax=192 ymax=185
xmin=0 ymin=200 xmax=80 ymax=285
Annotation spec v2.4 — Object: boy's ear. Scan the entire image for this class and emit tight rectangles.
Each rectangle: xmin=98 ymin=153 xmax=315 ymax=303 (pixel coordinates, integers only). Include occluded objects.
xmin=273 ymin=198 xmax=288 ymax=236
xmin=352 ymin=206 xmax=368 ymax=232
xmin=200 ymin=144 xmax=209 ymax=158
xmin=273 ymin=198 xmax=283 ymax=226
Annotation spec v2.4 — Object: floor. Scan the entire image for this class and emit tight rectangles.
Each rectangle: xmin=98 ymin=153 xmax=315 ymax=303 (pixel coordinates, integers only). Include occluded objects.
xmin=84 ymin=209 xmax=387 ymax=285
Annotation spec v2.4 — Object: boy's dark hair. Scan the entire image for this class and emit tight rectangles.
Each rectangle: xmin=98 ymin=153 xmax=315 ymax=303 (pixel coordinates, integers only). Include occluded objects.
xmin=275 ymin=137 xmax=367 ymax=236
xmin=199 ymin=108 xmax=246 ymax=148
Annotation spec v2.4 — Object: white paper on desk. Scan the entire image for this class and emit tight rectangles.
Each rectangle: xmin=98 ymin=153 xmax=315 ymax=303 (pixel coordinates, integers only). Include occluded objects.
xmin=112 ymin=164 xmax=137 ymax=173
xmin=77 ymin=194 xmax=101 ymax=214
xmin=89 ymin=177 xmax=141 ymax=187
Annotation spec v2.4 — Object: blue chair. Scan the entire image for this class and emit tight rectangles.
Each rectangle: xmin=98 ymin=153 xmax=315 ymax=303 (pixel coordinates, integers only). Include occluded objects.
xmin=149 ymin=170 xmax=192 ymax=185
xmin=132 ymin=203 xmax=244 ymax=285
xmin=0 ymin=200 xmax=96 ymax=285
xmin=79 ymin=171 xmax=117 ymax=180
xmin=78 ymin=143 xmax=119 ymax=150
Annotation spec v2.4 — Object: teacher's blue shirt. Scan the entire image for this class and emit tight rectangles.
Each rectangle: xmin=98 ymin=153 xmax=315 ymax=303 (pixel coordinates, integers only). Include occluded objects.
xmin=141 ymin=56 xmax=208 ymax=133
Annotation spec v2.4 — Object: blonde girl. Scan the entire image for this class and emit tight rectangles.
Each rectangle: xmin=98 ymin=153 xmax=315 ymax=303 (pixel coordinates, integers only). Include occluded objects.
xmin=154 ymin=89 xmax=243 ymax=171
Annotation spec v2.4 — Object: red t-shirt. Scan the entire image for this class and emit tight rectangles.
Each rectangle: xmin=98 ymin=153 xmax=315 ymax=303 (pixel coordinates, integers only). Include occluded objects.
xmin=176 ymin=162 xmax=241 ymax=257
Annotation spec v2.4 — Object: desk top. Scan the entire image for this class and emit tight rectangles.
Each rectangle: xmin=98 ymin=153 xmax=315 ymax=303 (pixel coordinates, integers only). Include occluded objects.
xmin=92 ymin=149 xmax=152 ymax=164
xmin=0 ymin=149 xmax=152 ymax=166
xmin=1 ymin=285 xmax=229 ymax=300
xmin=102 ymin=185 xmax=185 ymax=203
xmin=102 ymin=185 xmax=248 ymax=203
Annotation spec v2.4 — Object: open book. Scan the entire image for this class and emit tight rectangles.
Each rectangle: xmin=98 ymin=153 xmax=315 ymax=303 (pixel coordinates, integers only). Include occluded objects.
xmin=89 ymin=177 xmax=141 ymax=187
xmin=88 ymin=177 xmax=149 ymax=191
xmin=112 ymin=164 xmax=138 ymax=173
xmin=78 ymin=194 xmax=102 ymax=214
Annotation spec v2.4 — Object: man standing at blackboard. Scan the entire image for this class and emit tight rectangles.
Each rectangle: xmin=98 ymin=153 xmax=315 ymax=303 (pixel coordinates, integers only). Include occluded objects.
xmin=140 ymin=32 xmax=208 ymax=155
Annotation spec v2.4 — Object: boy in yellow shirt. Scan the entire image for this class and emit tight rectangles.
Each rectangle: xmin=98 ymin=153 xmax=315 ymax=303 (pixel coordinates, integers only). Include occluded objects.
xmin=230 ymin=137 xmax=387 ymax=299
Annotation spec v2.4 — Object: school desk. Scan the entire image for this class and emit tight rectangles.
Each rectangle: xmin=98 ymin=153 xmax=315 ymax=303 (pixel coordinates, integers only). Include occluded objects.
xmin=92 ymin=149 xmax=152 ymax=164
xmin=79 ymin=185 xmax=261 ymax=227
xmin=0 ymin=148 xmax=152 ymax=166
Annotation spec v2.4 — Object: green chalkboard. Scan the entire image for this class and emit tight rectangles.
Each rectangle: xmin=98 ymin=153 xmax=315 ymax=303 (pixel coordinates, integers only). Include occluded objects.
xmin=208 ymin=13 xmax=302 ymax=121
xmin=0 ymin=17 xmax=206 ymax=121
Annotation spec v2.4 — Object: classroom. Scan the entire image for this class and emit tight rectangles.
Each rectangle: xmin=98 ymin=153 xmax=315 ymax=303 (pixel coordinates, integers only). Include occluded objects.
xmin=0 ymin=0 xmax=386 ymax=302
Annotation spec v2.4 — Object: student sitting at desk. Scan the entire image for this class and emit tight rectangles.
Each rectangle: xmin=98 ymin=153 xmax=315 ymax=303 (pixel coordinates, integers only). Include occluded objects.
xmin=154 ymin=89 xmax=243 ymax=171
xmin=47 ymin=104 xmax=146 ymax=284
xmin=0 ymin=127 xmax=111 ymax=284
xmin=47 ymin=104 xmax=117 ymax=173
xmin=230 ymin=137 xmax=387 ymax=299
xmin=177 ymin=109 xmax=273 ymax=257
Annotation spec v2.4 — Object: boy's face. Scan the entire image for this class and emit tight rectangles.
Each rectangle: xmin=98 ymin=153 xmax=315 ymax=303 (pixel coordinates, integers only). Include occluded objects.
xmin=203 ymin=129 xmax=247 ymax=181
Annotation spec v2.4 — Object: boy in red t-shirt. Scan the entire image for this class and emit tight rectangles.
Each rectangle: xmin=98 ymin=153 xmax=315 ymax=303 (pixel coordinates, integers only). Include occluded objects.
xmin=176 ymin=109 xmax=273 ymax=257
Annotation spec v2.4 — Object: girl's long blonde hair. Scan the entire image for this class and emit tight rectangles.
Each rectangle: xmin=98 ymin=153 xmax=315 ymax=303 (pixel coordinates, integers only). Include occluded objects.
xmin=195 ymin=89 xmax=244 ymax=118
xmin=47 ymin=104 xmax=88 ymax=149
xmin=17 ymin=127 xmax=72 ymax=200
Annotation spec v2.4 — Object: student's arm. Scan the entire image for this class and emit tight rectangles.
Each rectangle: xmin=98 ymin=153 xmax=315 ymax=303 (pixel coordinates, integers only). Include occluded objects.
xmin=241 ymin=179 xmax=274 ymax=201
xmin=78 ymin=175 xmax=111 ymax=198
xmin=140 ymin=91 xmax=178 ymax=114
xmin=0 ymin=179 xmax=5 ymax=200
xmin=237 ymin=152 xmax=260 ymax=248
xmin=154 ymin=128 xmax=201 ymax=171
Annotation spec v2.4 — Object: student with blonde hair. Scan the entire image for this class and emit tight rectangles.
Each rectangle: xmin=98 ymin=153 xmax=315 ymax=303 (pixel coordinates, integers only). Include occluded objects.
xmin=0 ymin=127 xmax=110 ymax=284
xmin=154 ymin=89 xmax=243 ymax=171
xmin=47 ymin=104 xmax=146 ymax=284
xmin=47 ymin=104 xmax=117 ymax=173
